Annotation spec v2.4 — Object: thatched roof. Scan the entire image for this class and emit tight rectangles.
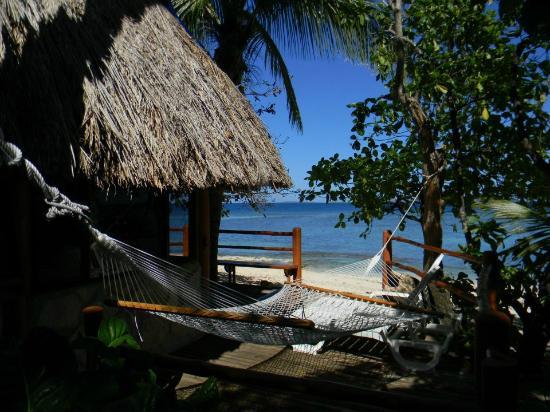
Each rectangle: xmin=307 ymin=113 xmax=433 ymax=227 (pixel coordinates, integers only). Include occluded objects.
xmin=0 ymin=0 xmax=291 ymax=191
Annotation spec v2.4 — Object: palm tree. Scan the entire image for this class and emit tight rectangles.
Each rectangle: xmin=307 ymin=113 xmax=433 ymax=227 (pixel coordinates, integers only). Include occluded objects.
xmin=481 ymin=200 xmax=550 ymax=259
xmin=172 ymin=0 xmax=375 ymax=278
xmin=172 ymin=0 xmax=374 ymax=131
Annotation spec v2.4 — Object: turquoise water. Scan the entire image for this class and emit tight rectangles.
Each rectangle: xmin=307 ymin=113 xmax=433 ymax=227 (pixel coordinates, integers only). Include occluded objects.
xmin=170 ymin=202 xmax=475 ymax=277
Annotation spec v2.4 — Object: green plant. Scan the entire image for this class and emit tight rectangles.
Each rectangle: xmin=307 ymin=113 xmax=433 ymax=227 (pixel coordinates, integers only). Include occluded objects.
xmin=301 ymin=0 xmax=549 ymax=272
xmin=477 ymin=200 xmax=549 ymax=372
xmin=23 ymin=318 xmax=177 ymax=411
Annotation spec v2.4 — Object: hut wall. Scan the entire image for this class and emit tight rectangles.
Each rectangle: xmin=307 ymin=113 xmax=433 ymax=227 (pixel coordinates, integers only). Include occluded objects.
xmin=0 ymin=165 xmax=33 ymax=336
xmin=31 ymin=279 xmax=203 ymax=353
xmin=93 ymin=189 xmax=169 ymax=258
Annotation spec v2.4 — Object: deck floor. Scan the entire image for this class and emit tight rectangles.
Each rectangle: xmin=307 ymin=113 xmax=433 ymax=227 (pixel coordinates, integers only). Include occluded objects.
xmin=176 ymin=335 xmax=285 ymax=388
xmin=173 ymin=283 xmax=548 ymax=411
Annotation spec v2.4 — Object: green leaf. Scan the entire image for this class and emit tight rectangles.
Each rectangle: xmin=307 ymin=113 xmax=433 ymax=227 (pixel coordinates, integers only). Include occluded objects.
xmin=98 ymin=318 xmax=139 ymax=348
xmin=481 ymin=106 xmax=490 ymax=120
xmin=187 ymin=376 xmax=219 ymax=405
xmin=435 ymin=84 xmax=448 ymax=94
xmin=108 ymin=335 xmax=140 ymax=350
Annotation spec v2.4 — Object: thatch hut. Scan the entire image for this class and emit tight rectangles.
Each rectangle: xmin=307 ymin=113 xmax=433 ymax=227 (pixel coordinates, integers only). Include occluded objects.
xmin=0 ymin=0 xmax=290 ymax=348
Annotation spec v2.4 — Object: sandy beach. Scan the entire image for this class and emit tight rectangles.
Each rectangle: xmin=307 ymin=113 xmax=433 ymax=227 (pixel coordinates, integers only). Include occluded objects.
xmin=217 ymin=264 xmax=406 ymax=296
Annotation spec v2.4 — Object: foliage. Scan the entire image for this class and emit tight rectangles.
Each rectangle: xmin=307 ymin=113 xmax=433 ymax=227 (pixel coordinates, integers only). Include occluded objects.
xmin=302 ymin=0 xmax=549 ymax=240
xmin=480 ymin=200 xmax=550 ymax=258
xmin=171 ymin=0 xmax=376 ymax=131
xmin=476 ymin=200 xmax=549 ymax=370
xmin=97 ymin=317 xmax=140 ymax=349
xmin=444 ymin=271 xmax=477 ymax=366
xmin=301 ymin=0 xmax=549 ymax=366
xmin=183 ymin=377 xmax=220 ymax=410
xmin=26 ymin=318 xmax=177 ymax=412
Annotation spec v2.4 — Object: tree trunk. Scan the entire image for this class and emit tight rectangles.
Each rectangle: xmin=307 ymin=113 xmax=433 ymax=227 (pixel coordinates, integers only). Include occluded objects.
xmin=417 ymin=113 xmax=450 ymax=314
xmin=421 ymin=166 xmax=443 ymax=268
xmin=207 ymin=11 xmax=251 ymax=280
xmin=391 ymin=0 xmax=444 ymax=266
xmin=391 ymin=0 xmax=448 ymax=312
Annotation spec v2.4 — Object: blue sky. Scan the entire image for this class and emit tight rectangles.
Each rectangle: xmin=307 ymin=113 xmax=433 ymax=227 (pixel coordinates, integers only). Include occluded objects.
xmin=254 ymin=56 xmax=386 ymax=201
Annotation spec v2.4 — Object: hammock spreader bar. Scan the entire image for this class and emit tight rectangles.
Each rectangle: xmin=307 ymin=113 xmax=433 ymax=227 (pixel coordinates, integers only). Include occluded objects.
xmin=293 ymin=283 xmax=443 ymax=317
xmin=105 ymin=299 xmax=316 ymax=330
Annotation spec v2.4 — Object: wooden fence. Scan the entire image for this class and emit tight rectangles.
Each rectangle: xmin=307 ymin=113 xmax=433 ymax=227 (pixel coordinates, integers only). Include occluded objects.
xmin=169 ymin=224 xmax=189 ymax=257
xmin=168 ymin=225 xmax=302 ymax=282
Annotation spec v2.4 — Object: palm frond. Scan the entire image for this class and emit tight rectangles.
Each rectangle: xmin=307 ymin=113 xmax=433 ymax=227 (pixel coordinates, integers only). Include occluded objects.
xmin=479 ymin=199 xmax=550 ymax=257
xmin=171 ymin=0 xmax=221 ymax=45
xmin=251 ymin=22 xmax=303 ymax=131
xmin=254 ymin=0 xmax=378 ymax=62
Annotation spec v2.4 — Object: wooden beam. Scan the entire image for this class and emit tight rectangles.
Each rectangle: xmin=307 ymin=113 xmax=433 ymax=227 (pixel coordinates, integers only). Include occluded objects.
xmin=218 ymin=260 xmax=297 ymax=270
xmin=392 ymin=261 xmax=425 ymax=278
xmin=292 ymin=227 xmax=302 ymax=282
xmin=183 ymin=224 xmax=189 ymax=257
xmin=106 ymin=299 xmax=316 ymax=329
xmin=197 ymin=189 xmax=210 ymax=278
xmin=392 ymin=235 xmax=482 ymax=264
xmin=292 ymin=283 xmax=441 ymax=316
xmin=382 ymin=230 xmax=393 ymax=289
xmin=169 ymin=224 xmax=190 ymax=257
xmin=218 ymin=245 xmax=293 ymax=252
xmin=219 ymin=229 xmax=293 ymax=236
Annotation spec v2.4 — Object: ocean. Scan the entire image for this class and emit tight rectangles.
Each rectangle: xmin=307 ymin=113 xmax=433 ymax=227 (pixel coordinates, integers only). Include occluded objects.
xmin=170 ymin=202 xmax=475 ymax=277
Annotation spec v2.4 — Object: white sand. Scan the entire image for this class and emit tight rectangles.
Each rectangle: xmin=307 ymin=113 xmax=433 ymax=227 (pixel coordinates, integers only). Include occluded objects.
xmin=217 ymin=264 xmax=387 ymax=295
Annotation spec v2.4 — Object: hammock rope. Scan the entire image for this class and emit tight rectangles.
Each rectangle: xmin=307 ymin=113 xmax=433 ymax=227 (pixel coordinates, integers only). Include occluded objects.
xmin=325 ymin=168 xmax=443 ymax=279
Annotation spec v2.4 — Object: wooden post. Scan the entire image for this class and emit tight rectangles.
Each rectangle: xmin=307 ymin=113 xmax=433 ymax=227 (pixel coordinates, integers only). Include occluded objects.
xmin=197 ymin=190 xmax=211 ymax=279
xmin=292 ymin=227 xmax=302 ymax=282
xmin=182 ymin=224 xmax=190 ymax=257
xmin=382 ymin=230 xmax=393 ymax=290
xmin=474 ymin=251 xmax=517 ymax=409
xmin=82 ymin=305 xmax=104 ymax=369
xmin=82 ymin=305 xmax=104 ymax=337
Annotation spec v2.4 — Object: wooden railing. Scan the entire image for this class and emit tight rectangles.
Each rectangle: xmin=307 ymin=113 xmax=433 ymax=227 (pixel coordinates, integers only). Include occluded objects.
xmin=169 ymin=224 xmax=189 ymax=257
xmin=218 ymin=227 xmax=302 ymax=283
xmin=382 ymin=229 xmax=480 ymax=303
xmin=168 ymin=225 xmax=302 ymax=282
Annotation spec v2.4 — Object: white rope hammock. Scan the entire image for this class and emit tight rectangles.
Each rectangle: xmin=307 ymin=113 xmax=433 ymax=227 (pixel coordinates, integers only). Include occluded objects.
xmin=92 ymin=234 xmax=435 ymax=345
xmin=324 ymin=183 xmax=424 ymax=283
xmin=0 ymin=135 xmax=445 ymax=357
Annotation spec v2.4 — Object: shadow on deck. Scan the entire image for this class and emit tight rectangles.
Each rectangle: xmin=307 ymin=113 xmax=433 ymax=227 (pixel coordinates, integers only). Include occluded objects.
xmin=172 ymin=282 xmax=482 ymax=411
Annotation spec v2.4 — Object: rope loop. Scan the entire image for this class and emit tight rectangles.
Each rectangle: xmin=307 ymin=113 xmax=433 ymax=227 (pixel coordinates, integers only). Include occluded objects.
xmin=0 ymin=136 xmax=91 ymax=222
xmin=0 ymin=139 xmax=23 ymax=166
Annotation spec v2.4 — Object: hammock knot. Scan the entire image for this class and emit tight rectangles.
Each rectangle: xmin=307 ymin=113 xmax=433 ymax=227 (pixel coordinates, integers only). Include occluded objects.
xmin=91 ymin=229 xmax=118 ymax=252
xmin=44 ymin=187 xmax=91 ymax=222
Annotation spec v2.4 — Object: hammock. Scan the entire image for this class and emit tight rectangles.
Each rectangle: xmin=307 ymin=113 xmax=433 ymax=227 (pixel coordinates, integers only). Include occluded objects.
xmin=93 ymin=235 xmax=435 ymax=346
xmin=0 ymin=136 xmax=447 ymax=367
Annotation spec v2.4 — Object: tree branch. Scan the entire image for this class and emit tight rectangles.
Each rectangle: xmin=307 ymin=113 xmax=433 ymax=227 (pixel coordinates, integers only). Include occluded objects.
xmin=384 ymin=29 xmax=422 ymax=54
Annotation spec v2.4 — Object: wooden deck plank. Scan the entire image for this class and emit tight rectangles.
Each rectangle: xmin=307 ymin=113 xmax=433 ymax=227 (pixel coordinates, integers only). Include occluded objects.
xmin=176 ymin=336 xmax=284 ymax=389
